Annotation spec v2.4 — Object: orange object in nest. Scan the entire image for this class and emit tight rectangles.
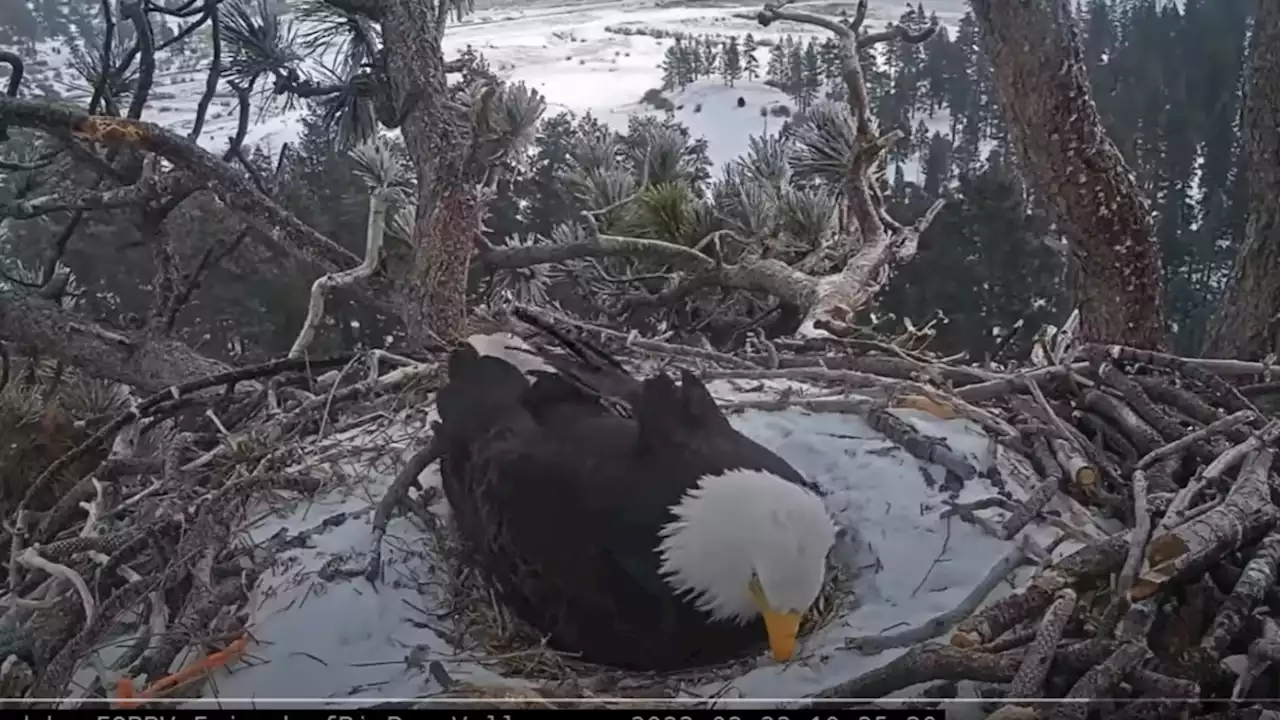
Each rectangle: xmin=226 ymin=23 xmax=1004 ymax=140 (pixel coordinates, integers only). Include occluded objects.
xmin=113 ymin=634 xmax=250 ymax=709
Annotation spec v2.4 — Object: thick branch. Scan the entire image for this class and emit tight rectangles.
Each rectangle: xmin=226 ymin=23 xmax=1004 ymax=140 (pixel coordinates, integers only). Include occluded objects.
xmin=797 ymin=199 xmax=945 ymax=336
xmin=757 ymin=4 xmax=853 ymax=40
xmin=1047 ymin=642 xmax=1150 ymax=720
xmin=481 ymin=234 xmax=715 ymax=270
xmin=0 ymin=170 xmax=194 ymax=220
xmin=0 ymin=97 xmax=368 ymax=278
xmin=1199 ymin=530 xmax=1280 ymax=659
xmin=858 ymin=22 xmax=938 ymax=49
xmin=146 ymin=0 xmax=220 ymax=17
xmin=0 ymin=284 xmax=228 ymax=393
xmin=492 ymin=188 xmax=941 ymax=333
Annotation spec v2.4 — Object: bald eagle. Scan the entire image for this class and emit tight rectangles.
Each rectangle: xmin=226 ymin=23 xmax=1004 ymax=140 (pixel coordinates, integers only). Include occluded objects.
xmin=434 ymin=310 xmax=836 ymax=672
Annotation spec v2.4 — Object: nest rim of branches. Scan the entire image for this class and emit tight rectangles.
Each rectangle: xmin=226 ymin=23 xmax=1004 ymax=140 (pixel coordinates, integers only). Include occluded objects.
xmin=10 ymin=298 xmax=1280 ymax=714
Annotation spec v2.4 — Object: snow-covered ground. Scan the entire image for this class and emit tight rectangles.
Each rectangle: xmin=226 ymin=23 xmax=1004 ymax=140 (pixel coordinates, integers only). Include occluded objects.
xmin=19 ymin=0 xmax=966 ymax=175
xmin=163 ymin=375 xmax=1109 ymax=707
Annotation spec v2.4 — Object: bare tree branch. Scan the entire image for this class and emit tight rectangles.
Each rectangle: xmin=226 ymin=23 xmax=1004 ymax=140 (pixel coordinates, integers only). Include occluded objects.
xmin=290 ymin=188 xmax=390 ymax=357
xmin=858 ymin=21 xmax=938 ymax=49
xmin=840 ymin=0 xmax=869 ymax=32
xmin=87 ymin=0 xmax=116 ymax=116
xmin=0 ymin=96 xmax=361 ymax=274
xmin=223 ymin=80 xmax=254 ymax=162
xmin=481 ymin=233 xmax=715 ymax=270
xmin=0 ymin=147 xmax=62 ymax=171
xmin=121 ymin=0 xmax=157 ymax=121
xmin=0 ymin=283 xmax=229 ymax=393
xmin=161 ymin=227 xmax=250 ymax=334
xmin=0 ymin=50 xmax=21 ymax=140
xmin=188 ymin=1 xmax=223 ymax=142
xmin=754 ymin=0 xmax=944 ymax=335
xmin=0 ymin=170 xmax=195 ymax=220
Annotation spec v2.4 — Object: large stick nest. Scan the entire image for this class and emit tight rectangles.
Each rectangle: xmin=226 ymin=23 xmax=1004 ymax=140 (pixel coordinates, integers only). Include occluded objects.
xmin=6 ymin=305 xmax=1280 ymax=717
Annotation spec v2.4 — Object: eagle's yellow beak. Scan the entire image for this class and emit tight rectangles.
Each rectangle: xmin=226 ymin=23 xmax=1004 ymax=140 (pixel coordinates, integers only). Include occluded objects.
xmin=760 ymin=608 xmax=802 ymax=662
xmin=749 ymin=579 xmax=803 ymax=662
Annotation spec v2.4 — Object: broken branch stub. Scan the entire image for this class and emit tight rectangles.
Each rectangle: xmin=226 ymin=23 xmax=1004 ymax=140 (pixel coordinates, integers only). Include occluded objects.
xmin=1130 ymin=449 xmax=1280 ymax=602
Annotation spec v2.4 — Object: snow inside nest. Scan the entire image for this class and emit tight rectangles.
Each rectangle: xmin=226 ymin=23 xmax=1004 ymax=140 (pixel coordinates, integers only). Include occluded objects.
xmin=190 ymin=374 xmax=1111 ymax=708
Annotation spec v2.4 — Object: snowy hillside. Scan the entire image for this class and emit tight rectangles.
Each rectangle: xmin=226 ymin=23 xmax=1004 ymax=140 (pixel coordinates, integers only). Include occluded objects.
xmin=13 ymin=0 xmax=967 ymax=173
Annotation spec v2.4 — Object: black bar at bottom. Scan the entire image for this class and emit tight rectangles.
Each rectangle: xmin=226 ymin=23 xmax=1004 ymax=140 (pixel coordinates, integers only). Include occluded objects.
xmin=31 ymin=709 xmax=945 ymax=720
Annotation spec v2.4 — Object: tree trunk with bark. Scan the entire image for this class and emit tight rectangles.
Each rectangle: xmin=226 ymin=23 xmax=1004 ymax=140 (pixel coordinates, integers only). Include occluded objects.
xmin=380 ymin=0 xmax=477 ymax=348
xmin=971 ymin=0 xmax=1168 ymax=350
xmin=1204 ymin=0 xmax=1280 ymax=360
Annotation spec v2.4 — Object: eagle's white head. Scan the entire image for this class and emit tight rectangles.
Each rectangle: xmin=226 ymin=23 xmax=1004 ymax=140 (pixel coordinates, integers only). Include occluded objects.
xmin=656 ymin=468 xmax=836 ymax=663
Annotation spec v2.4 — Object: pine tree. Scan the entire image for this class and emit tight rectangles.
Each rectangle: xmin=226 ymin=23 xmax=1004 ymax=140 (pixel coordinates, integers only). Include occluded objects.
xmin=857 ymin=28 xmax=891 ymax=110
xmin=743 ymin=33 xmax=760 ymax=81
xmin=921 ymin=132 xmax=952 ymax=197
xmin=766 ymin=41 xmax=786 ymax=86
xmin=951 ymin=12 xmax=983 ymax=148
xmin=669 ymin=39 xmax=694 ymax=88
xmin=818 ymin=38 xmax=841 ymax=85
xmin=723 ymin=35 xmax=743 ymax=87
xmin=799 ymin=41 xmax=822 ymax=112
xmin=701 ymin=37 xmax=719 ymax=78
xmin=786 ymin=41 xmax=804 ymax=99
xmin=921 ymin=19 xmax=950 ymax=114
xmin=879 ymin=160 xmax=1062 ymax=358
xmin=517 ymin=113 xmax=580 ymax=239
xmin=913 ymin=117 xmax=931 ymax=168
xmin=889 ymin=6 xmax=926 ymax=120
xmin=660 ymin=43 xmax=683 ymax=90
xmin=687 ymin=38 xmax=704 ymax=78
